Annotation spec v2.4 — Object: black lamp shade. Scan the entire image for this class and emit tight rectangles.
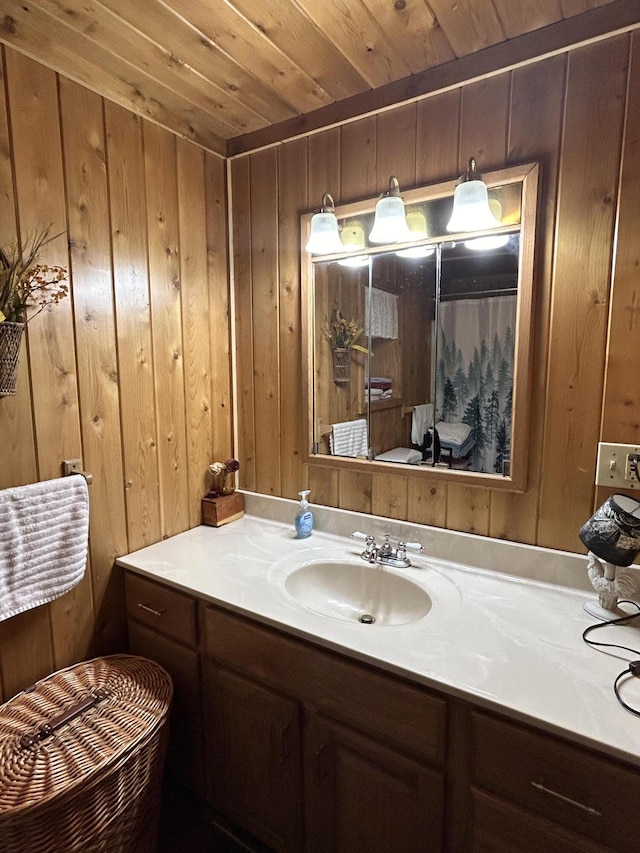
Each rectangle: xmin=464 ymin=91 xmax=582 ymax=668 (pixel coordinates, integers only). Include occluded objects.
xmin=579 ymin=494 xmax=640 ymax=567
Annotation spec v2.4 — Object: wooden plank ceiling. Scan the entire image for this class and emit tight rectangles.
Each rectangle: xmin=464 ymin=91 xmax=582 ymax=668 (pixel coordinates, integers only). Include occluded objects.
xmin=0 ymin=0 xmax=627 ymax=156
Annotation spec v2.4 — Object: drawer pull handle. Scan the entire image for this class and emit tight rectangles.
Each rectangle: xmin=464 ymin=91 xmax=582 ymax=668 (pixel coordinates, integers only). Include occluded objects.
xmin=530 ymin=781 xmax=602 ymax=817
xmin=137 ymin=602 xmax=165 ymax=617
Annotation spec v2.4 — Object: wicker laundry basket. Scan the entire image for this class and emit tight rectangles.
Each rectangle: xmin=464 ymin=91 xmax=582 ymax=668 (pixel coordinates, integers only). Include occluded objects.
xmin=0 ymin=654 xmax=173 ymax=853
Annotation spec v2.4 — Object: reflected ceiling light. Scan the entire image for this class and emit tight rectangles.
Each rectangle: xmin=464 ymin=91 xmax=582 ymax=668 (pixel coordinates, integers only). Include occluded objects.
xmin=396 ymin=209 xmax=435 ymax=258
xmin=305 ymin=193 xmax=344 ymax=254
xmin=338 ymin=220 xmax=370 ymax=267
xmin=369 ymin=176 xmax=413 ymax=244
xmin=446 ymin=157 xmax=502 ymax=233
xmin=463 ymin=200 xmax=509 ymax=251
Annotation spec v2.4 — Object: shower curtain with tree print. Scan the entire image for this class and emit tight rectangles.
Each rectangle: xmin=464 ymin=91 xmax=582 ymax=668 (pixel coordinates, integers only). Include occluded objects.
xmin=436 ymin=295 xmax=516 ymax=473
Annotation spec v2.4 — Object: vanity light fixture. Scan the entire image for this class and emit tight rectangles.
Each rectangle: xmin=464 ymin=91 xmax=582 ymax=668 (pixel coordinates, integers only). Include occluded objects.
xmin=369 ymin=176 xmax=413 ymax=244
xmin=446 ymin=157 xmax=503 ymax=233
xmin=578 ymin=494 xmax=640 ymax=620
xmin=305 ymin=193 xmax=345 ymax=254
xmin=338 ymin=221 xmax=371 ymax=267
xmin=464 ymin=198 xmax=510 ymax=251
xmin=396 ymin=209 xmax=435 ymax=258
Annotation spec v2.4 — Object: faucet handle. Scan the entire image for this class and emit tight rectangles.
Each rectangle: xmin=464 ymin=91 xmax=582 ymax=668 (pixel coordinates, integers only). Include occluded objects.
xmin=404 ymin=541 xmax=424 ymax=552
xmin=351 ymin=531 xmax=369 ymax=542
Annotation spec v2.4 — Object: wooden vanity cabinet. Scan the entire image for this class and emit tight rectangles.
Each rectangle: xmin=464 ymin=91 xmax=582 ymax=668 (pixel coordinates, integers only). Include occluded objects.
xmin=465 ymin=711 xmax=640 ymax=853
xmin=123 ymin=572 xmax=205 ymax=796
xmin=200 ymin=603 xmax=446 ymax=853
xmin=123 ymin=570 xmax=640 ymax=853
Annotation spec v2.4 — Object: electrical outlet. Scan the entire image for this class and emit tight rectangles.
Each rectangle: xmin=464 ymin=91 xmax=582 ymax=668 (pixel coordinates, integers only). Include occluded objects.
xmin=595 ymin=442 xmax=640 ymax=489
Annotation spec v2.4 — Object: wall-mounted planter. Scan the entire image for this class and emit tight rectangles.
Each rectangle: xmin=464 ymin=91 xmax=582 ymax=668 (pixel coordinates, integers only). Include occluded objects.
xmin=332 ymin=347 xmax=351 ymax=384
xmin=0 ymin=322 xmax=25 ymax=396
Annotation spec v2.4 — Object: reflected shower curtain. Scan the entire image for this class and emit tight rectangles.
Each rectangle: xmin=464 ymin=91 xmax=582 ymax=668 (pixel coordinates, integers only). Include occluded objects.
xmin=436 ymin=295 xmax=516 ymax=473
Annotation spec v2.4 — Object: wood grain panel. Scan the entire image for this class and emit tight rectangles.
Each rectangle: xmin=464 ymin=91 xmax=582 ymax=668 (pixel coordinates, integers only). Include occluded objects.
xmin=0 ymin=44 xmax=226 ymax=697
xmin=278 ymin=138 xmax=307 ymax=498
xmin=0 ymin=48 xmax=36 ymax=493
xmin=7 ymin=50 xmax=94 ymax=672
xmin=600 ymin=30 xmax=640 ymax=444
xmin=249 ymin=147 xmax=281 ymax=496
xmin=176 ymin=139 xmax=212 ymax=525
xmin=59 ymin=78 xmax=128 ymax=653
xmin=538 ymin=36 xmax=629 ymax=550
xmin=106 ymin=102 xmax=161 ymax=551
xmin=204 ymin=153 xmax=232 ymax=462
xmin=0 ymin=0 xmax=227 ymax=154
xmin=144 ymin=123 xmax=190 ymax=538
xmin=231 ymin=155 xmax=256 ymax=491
xmin=489 ymin=55 xmax=566 ymax=544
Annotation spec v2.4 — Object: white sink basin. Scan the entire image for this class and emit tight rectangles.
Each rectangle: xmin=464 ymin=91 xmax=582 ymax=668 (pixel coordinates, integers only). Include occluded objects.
xmin=284 ymin=560 xmax=432 ymax=625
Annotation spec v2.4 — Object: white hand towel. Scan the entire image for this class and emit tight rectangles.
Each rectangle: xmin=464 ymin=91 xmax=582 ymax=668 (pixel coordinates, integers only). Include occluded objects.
xmin=366 ymin=288 xmax=398 ymax=339
xmin=330 ymin=418 xmax=368 ymax=458
xmin=411 ymin=403 xmax=434 ymax=445
xmin=0 ymin=476 xmax=89 ymax=622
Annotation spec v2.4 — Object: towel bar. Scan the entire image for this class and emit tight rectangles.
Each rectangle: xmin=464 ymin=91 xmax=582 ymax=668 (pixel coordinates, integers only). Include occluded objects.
xmin=62 ymin=459 xmax=93 ymax=485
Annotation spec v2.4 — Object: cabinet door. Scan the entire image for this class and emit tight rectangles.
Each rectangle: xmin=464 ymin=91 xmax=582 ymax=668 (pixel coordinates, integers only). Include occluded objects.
xmin=128 ymin=621 xmax=205 ymax=796
xmin=470 ymin=789 xmax=615 ymax=853
xmin=305 ymin=712 xmax=444 ymax=853
xmin=203 ymin=659 xmax=303 ymax=853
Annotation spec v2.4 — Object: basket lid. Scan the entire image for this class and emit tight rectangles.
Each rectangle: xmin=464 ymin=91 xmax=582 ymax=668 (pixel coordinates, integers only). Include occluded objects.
xmin=0 ymin=655 xmax=172 ymax=814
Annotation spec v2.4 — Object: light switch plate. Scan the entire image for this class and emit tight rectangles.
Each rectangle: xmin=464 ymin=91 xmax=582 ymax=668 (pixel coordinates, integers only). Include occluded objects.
xmin=595 ymin=442 xmax=640 ymax=489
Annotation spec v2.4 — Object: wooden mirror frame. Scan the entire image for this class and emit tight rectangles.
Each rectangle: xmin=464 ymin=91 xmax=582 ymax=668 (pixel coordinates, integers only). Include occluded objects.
xmin=301 ymin=162 xmax=539 ymax=493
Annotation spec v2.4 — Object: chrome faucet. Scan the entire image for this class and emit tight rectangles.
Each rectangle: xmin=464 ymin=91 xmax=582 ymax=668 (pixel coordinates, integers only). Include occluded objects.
xmin=351 ymin=532 xmax=423 ymax=568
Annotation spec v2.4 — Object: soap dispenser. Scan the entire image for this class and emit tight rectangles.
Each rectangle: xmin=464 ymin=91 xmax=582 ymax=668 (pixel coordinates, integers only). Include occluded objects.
xmin=295 ymin=490 xmax=313 ymax=539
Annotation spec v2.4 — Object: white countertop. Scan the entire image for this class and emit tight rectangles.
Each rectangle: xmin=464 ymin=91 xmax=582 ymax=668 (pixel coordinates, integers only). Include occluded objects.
xmin=116 ymin=492 xmax=640 ymax=768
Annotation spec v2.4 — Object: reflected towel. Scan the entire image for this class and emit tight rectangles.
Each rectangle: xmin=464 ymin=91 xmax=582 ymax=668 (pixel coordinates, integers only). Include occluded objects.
xmin=330 ymin=418 xmax=368 ymax=458
xmin=411 ymin=403 xmax=434 ymax=445
xmin=0 ymin=476 xmax=89 ymax=622
xmin=366 ymin=288 xmax=398 ymax=339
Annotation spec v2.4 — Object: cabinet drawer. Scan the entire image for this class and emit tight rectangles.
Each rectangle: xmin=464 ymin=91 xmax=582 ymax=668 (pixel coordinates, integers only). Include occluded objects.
xmin=202 ymin=604 xmax=446 ymax=765
xmin=125 ymin=572 xmax=197 ymax=647
xmin=471 ymin=711 xmax=640 ymax=852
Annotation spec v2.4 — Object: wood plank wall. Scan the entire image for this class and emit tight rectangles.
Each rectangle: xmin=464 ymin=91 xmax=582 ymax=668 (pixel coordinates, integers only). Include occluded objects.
xmin=0 ymin=46 xmax=231 ymax=701
xmin=230 ymin=32 xmax=640 ymax=554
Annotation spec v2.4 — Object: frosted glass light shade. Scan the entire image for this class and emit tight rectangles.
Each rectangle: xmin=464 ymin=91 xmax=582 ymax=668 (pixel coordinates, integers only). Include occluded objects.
xmin=305 ymin=211 xmax=344 ymax=254
xmin=338 ymin=221 xmax=370 ymax=266
xmin=396 ymin=245 xmax=435 ymax=259
xmin=464 ymin=235 xmax=509 ymax=251
xmin=446 ymin=180 xmax=502 ymax=232
xmin=369 ymin=196 xmax=413 ymax=243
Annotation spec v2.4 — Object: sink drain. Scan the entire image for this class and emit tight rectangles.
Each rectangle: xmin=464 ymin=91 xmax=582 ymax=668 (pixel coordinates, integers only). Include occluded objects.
xmin=358 ymin=613 xmax=376 ymax=624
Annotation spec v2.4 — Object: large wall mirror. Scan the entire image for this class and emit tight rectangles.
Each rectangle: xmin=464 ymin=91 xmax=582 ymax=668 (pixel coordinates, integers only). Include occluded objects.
xmin=301 ymin=163 xmax=539 ymax=492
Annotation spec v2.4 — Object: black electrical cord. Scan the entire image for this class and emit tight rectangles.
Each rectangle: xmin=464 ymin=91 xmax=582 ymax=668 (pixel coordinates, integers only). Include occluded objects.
xmin=582 ymin=601 xmax=640 ymax=716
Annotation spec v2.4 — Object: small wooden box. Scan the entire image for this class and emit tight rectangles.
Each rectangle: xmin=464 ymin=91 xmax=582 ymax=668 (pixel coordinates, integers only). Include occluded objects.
xmin=201 ymin=492 xmax=245 ymax=527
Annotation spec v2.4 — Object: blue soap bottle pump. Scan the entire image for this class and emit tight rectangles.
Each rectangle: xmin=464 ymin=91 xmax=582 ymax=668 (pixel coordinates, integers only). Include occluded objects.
xmin=295 ymin=490 xmax=313 ymax=539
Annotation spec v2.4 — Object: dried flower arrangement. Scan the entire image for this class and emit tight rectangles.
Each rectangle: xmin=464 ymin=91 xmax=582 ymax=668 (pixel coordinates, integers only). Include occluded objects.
xmin=207 ymin=458 xmax=240 ymax=496
xmin=325 ymin=308 xmax=367 ymax=353
xmin=0 ymin=228 xmax=68 ymax=325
